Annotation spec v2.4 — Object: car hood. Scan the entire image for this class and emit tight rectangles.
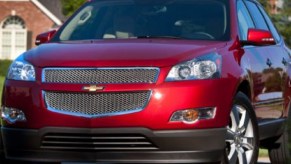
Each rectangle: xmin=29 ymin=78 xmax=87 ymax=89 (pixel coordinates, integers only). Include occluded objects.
xmin=25 ymin=40 xmax=227 ymax=68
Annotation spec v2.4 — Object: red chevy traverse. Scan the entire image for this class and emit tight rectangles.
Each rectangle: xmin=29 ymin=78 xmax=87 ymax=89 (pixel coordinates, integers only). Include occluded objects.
xmin=1 ymin=0 xmax=291 ymax=163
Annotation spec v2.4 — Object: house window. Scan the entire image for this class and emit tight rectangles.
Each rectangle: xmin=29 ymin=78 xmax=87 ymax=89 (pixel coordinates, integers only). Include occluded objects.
xmin=0 ymin=16 xmax=27 ymax=60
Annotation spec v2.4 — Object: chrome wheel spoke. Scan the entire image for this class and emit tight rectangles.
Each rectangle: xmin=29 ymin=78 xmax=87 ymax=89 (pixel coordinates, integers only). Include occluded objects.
xmin=238 ymin=148 xmax=248 ymax=164
xmin=229 ymin=144 xmax=238 ymax=164
xmin=241 ymin=142 xmax=254 ymax=151
xmin=226 ymin=129 xmax=235 ymax=143
xmin=231 ymin=106 xmax=240 ymax=130
xmin=238 ymin=108 xmax=249 ymax=130
xmin=238 ymin=127 xmax=246 ymax=134
xmin=242 ymin=137 xmax=254 ymax=151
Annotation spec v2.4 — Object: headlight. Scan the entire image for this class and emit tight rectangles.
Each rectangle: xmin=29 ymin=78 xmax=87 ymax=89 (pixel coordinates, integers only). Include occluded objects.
xmin=166 ymin=53 xmax=222 ymax=81
xmin=7 ymin=55 xmax=36 ymax=81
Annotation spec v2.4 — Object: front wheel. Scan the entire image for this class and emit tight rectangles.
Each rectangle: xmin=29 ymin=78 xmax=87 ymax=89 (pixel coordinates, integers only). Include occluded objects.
xmin=225 ymin=92 xmax=259 ymax=164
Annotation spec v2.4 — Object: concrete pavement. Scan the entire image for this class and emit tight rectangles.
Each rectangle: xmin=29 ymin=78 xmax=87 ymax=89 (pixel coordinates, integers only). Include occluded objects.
xmin=258 ymin=157 xmax=271 ymax=164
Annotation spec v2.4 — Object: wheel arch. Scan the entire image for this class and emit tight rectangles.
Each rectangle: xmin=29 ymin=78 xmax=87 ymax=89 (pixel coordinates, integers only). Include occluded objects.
xmin=236 ymin=80 xmax=251 ymax=100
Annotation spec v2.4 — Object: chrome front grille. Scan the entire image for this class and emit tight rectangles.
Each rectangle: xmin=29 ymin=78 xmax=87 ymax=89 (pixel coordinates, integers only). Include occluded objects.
xmin=42 ymin=68 xmax=159 ymax=84
xmin=44 ymin=91 xmax=151 ymax=118
xmin=41 ymin=133 xmax=158 ymax=151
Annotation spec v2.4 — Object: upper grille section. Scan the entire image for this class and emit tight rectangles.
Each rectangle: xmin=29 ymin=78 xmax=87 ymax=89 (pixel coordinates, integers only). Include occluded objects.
xmin=44 ymin=91 xmax=151 ymax=118
xmin=42 ymin=68 xmax=159 ymax=84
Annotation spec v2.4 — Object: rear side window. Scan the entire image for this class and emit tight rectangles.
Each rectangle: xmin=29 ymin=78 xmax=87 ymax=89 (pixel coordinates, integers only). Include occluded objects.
xmin=245 ymin=1 xmax=269 ymax=31
xmin=237 ymin=0 xmax=255 ymax=40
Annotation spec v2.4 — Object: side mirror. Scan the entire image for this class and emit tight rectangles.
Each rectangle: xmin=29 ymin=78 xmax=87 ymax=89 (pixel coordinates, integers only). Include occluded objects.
xmin=35 ymin=30 xmax=57 ymax=46
xmin=242 ymin=28 xmax=276 ymax=46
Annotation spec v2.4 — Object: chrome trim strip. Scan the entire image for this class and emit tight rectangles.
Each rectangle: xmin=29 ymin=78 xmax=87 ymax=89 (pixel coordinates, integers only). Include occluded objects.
xmin=258 ymin=118 xmax=286 ymax=127
xmin=42 ymin=67 xmax=160 ymax=84
xmin=253 ymin=98 xmax=284 ymax=106
xmin=42 ymin=91 xmax=152 ymax=118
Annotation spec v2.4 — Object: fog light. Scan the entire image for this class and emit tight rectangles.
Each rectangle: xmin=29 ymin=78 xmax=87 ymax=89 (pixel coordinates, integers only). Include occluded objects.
xmin=170 ymin=107 xmax=215 ymax=124
xmin=1 ymin=106 xmax=26 ymax=124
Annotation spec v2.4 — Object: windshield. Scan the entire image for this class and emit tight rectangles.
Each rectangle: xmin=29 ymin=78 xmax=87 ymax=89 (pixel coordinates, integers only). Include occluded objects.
xmin=52 ymin=0 xmax=230 ymax=42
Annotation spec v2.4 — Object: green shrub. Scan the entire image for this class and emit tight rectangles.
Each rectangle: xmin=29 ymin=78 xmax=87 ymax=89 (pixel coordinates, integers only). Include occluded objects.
xmin=0 ymin=76 xmax=4 ymax=106
xmin=0 ymin=60 xmax=12 ymax=77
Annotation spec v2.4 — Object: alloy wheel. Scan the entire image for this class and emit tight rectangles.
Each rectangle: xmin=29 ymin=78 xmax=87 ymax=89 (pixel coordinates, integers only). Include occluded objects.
xmin=226 ymin=105 xmax=255 ymax=164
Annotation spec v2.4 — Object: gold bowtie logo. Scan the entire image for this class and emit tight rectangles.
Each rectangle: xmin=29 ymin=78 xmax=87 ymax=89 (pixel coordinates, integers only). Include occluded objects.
xmin=83 ymin=85 xmax=105 ymax=92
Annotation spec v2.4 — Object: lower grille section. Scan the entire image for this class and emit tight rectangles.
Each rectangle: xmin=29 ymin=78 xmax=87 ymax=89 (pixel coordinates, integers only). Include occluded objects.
xmin=41 ymin=133 xmax=158 ymax=151
xmin=43 ymin=91 xmax=151 ymax=118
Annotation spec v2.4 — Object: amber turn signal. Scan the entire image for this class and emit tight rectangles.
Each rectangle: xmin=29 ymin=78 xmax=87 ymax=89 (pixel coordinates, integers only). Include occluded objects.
xmin=170 ymin=107 xmax=215 ymax=124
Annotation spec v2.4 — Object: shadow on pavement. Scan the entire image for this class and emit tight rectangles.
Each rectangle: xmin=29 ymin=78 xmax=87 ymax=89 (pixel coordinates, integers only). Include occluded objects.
xmin=1 ymin=160 xmax=59 ymax=164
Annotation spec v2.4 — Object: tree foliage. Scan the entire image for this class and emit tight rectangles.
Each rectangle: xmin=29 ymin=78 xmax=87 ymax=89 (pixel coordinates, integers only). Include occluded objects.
xmin=258 ymin=0 xmax=291 ymax=46
xmin=283 ymin=0 xmax=291 ymax=16
xmin=61 ymin=0 xmax=86 ymax=17
xmin=257 ymin=0 xmax=271 ymax=12
xmin=274 ymin=0 xmax=291 ymax=46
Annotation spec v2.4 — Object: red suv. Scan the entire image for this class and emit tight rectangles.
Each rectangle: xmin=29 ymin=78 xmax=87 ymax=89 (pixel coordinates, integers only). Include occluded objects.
xmin=1 ymin=0 xmax=291 ymax=163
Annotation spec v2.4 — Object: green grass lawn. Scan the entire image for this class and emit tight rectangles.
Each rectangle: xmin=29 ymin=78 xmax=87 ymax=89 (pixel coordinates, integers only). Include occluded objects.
xmin=0 ymin=76 xmax=4 ymax=105
xmin=259 ymin=149 xmax=269 ymax=157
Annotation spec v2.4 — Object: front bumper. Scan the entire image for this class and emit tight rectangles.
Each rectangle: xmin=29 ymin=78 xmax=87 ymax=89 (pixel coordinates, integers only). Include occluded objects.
xmin=2 ymin=78 xmax=236 ymax=130
xmin=2 ymin=127 xmax=226 ymax=163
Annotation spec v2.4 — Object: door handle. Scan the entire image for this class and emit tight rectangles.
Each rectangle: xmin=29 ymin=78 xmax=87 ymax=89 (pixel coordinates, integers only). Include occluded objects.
xmin=266 ymin=58 xmax=272 ymax=67
xmin=282 ymin=57 xmax=287 ymax=66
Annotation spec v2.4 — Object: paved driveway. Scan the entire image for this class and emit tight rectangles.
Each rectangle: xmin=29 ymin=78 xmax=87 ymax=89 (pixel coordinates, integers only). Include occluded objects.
xmin=257 ymin=157 xmax=271 ymax=164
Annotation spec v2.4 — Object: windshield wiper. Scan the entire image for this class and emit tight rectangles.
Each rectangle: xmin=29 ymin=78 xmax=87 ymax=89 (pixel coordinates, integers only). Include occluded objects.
xmin=137 ymin=35 xmax=186 ymax=39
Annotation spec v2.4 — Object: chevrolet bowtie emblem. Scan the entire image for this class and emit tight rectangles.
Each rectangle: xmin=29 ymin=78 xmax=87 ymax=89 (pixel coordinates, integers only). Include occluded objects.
xmin=83 ymin=85 xmax=105 ymax=92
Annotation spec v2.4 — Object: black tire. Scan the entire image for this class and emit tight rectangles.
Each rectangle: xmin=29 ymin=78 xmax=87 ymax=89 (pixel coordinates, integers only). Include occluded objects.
xmin=0 ymin=132 xmax=6 ymax=164
xmin=224 ymin=92 xmax=259 ymax=164
xmin=0 ymin=154 xmax=6 ymax=164
xmin=268 ymin=110 xmax=291 ymax=164
xmin=268 ymin=131 xmax=290 ymax=164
